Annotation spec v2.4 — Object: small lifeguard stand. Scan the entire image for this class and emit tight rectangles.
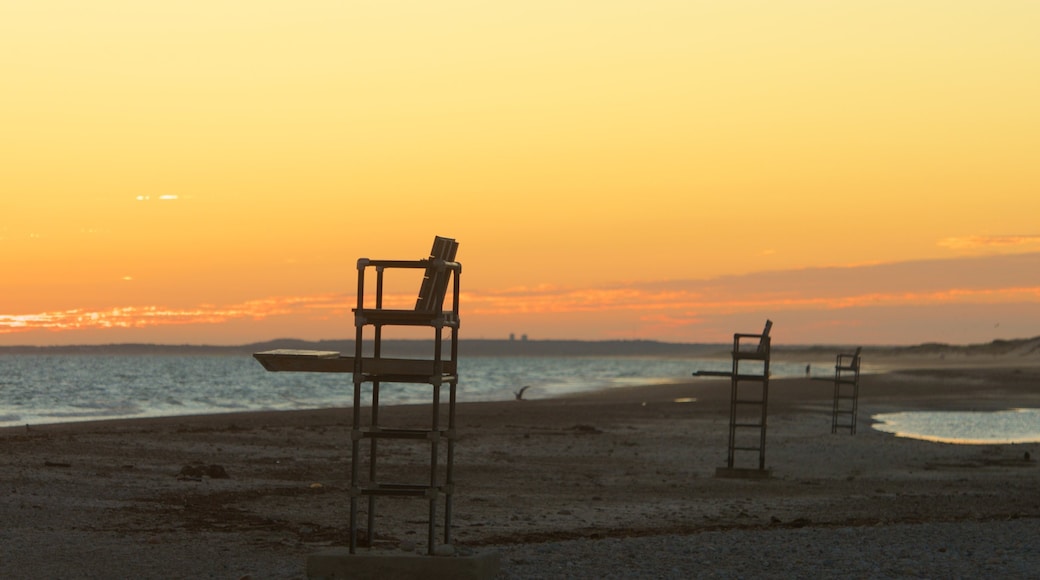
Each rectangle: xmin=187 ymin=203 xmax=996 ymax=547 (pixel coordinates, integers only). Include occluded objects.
xmin=693 ymin=320 xmax=773 ymax=479
xmin=830 ymin=347 xmax=862 ymax=434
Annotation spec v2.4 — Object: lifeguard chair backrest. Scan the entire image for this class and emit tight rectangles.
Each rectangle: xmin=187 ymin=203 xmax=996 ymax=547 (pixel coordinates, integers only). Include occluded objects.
xmin=415 ymin=236 xmax=459 ymax=312
xmin=757 ymin=319 xmax=773 ymax=353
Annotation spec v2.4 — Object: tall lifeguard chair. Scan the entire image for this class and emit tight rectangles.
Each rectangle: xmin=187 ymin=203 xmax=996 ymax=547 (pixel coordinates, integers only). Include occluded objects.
xmin=254 ymin=236 xmax=461 ymax=555
xmin=693 ymin=320 xmax=773 ymax=479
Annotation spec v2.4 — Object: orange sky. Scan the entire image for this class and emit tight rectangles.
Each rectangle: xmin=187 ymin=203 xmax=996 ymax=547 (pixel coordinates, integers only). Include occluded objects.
xmin=2 ymin=1 xmax=1039 ymax=346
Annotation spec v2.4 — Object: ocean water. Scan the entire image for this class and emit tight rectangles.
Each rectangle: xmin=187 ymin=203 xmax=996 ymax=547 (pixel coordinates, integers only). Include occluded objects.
xmin=872 ymin=409 xmax=1040 ymax=444
xmin=0 ymin=354 xmax=806 ymax=428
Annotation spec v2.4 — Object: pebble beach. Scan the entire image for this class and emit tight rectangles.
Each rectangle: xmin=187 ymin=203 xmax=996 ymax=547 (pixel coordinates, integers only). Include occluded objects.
xmin=1 ymin=352 xmax=1038 ymax=578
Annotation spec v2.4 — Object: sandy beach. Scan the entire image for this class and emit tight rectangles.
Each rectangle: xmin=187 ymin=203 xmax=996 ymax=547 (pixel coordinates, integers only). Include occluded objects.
xmin=2 ymin=353 xmax=1039 ymax=578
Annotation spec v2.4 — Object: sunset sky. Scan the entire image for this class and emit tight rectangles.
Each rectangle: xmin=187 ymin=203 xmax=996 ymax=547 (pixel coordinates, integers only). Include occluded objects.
xmin=2 ymin=1 xmax=1039 ymax=346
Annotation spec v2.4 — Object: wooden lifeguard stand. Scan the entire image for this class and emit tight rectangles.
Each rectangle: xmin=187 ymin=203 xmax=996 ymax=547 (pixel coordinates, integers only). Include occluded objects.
xmin=253 ymin=236 xmax=461 ymax=555
xmin=694 ymin=320 xmax=773 ymax=479
xmin=810 ymin=346 xmax=862 ymax=434
xmin=830 ymin=347 xmax=862 ymax=434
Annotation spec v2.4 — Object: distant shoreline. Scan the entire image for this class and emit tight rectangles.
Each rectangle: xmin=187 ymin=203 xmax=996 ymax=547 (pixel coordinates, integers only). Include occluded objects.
xmin=1 ymin=335 xmax=1038 ymax=359
xmin=0 ymin=338 xmax=719 ymax=357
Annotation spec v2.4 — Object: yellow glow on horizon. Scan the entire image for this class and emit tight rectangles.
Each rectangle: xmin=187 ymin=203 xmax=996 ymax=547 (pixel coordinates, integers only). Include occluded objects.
xmin=3 ymin=284 xmax=1038 ymax=339
xmin=2 ymin=1 xmax=1039 ymax=344
xmin=466 ymin=286 xmax=1040 ymax=317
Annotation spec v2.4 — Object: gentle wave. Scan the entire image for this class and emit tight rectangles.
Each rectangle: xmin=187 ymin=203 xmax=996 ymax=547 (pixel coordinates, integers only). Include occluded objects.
xmin=0 ymin=354 xmax=810 ymax=427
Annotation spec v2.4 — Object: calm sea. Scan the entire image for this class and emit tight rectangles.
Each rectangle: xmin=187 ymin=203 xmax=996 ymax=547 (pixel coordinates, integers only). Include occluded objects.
xmin=0 ymin=354 xmax=809 ymax=428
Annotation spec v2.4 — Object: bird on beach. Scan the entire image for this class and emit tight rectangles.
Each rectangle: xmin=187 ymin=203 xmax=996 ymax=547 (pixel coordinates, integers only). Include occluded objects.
xmin=514 ymin=386 xmax=531 ymax=400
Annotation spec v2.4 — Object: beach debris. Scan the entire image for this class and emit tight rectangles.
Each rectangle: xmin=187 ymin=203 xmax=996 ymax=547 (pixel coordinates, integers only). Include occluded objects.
xmin=567 ymin=424 xmax=603 ymax=434
xmin=178 ymin=463 xmax=230 ymax=479
xmin=514 ymin=385 xmax=531 ymax=400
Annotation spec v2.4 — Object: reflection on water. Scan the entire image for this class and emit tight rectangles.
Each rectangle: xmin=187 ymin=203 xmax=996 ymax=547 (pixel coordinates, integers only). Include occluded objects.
xmin=872 ymin=408 xmax=1040 ymax=444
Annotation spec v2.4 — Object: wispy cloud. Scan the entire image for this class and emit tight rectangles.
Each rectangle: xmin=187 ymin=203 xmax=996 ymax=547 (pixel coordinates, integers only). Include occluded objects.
xmin=460 ymin=253 xmax=1040 ymax=342
xmin=135 ymin=194 xmax=180 ymax=201
xmin=3 ymin=253 xmax=1039 ymax=343
xmin=0 ymin=294 xmax=351 ymax=335
xmin=466 ymin=286 xmax=1040 ymax=318
xmin=938 ymin=235 xmax=1040 ymax=251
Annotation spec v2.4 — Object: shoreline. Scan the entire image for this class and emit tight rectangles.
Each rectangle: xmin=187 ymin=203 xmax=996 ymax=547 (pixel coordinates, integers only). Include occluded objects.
xmin=2 ymin=362 xmax=1038 ymax=577
xmin=3 ymin=348 xmax=1038 ymax=432
xmin=6 ymin=355 xmax=1040 ymax=434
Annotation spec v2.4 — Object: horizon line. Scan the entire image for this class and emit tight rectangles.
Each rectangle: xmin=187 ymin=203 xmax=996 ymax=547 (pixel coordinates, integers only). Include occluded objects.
xmin=2 ymin=335 xmax=1038 ymax=351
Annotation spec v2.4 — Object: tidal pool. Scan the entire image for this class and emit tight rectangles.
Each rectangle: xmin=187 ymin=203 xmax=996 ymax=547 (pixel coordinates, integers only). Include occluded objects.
xmin=872 ymin=408 xmax=1040 ymax=444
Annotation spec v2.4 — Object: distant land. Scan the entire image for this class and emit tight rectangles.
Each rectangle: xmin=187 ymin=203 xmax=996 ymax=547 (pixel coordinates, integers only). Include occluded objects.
xmin=1 ymin=336 xmax=1039 ymax=359
xmin=0 ymin=338 xmax=723 ymax=357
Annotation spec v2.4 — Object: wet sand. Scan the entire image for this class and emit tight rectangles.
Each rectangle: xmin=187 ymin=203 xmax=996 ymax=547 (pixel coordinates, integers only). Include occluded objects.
xmin=1 ymin=356 xmax=1038 ymax=578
